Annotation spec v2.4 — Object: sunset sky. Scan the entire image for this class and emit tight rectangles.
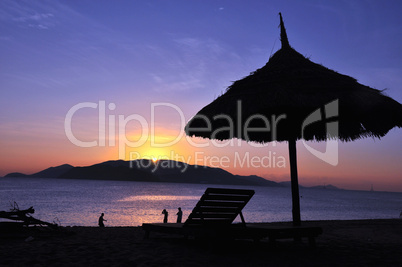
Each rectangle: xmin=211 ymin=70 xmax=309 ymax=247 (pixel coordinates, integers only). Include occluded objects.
xmin=1 ymin=0 xmax=401 ymax=192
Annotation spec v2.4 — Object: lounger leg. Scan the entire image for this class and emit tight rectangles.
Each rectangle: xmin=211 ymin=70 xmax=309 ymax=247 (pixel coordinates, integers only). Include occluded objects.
xmin=239 ymin=212 xmax=246 ymax=226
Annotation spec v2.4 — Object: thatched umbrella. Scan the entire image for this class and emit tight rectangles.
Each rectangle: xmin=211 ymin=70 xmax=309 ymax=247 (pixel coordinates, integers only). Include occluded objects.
xmin=185 ymin=13 xmax=402 ymax=226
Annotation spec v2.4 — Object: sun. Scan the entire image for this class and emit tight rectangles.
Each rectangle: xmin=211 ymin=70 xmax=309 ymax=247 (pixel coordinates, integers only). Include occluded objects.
xmin=151 ymin=157 xmax=158 ymax=163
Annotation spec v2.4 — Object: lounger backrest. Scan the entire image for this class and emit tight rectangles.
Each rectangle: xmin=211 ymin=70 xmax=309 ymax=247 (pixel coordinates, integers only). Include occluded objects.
xmin=184 ymin=188 xmax=255 ymax=226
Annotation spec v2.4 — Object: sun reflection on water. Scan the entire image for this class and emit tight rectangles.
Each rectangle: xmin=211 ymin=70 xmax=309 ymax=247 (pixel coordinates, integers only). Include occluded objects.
xmin=118 ymin=195 xmax=200 ymax=202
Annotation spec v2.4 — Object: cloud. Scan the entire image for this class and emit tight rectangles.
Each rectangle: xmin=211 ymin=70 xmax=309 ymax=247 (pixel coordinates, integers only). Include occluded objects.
xmin=174 ymin=37 xmax=225 ymax=56
xmin=142 ymin=37 xmax=246 ymax=96
xmin=15 ymin=12 xmax=55 ymax=30
xmin=149 ymin=72 xmax=203 ymax=93
xmin=13 ymin=12 xmax=54 ymax=22
xmin=0 ymin=0 xmax=56 ymax=30
xmin=28 ymin=23 xmax=49 ymax=30
xmin=174 ymin=37 xmax=202 ymax=48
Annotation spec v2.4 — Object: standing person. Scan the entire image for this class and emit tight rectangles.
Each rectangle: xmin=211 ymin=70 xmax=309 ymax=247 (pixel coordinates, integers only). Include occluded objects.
xmin=176 ymin=207 xmax=183 ymax=223
xmin=162 ymin=209 xmax=168 ymax=223
xmin=98 ymin=213 xmax=107 ymax=227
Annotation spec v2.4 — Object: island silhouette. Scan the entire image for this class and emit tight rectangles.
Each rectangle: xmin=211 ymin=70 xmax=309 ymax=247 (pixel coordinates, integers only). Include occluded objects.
xmin=4 ymin=159 xmax=341 ymax=189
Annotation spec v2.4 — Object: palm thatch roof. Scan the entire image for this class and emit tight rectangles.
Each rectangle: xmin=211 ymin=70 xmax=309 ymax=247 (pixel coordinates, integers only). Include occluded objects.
xmin=185 ymin=14 xmax=402 ymax=143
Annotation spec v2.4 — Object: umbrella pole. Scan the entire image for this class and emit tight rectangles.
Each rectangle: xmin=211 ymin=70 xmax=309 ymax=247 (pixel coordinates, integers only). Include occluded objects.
xmin=289 ymin=138 xmax=301 ymax=226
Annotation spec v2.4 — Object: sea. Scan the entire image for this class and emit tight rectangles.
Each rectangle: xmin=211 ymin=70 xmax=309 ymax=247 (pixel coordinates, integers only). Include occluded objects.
xmin=1 ymin=177 xmax=402 ymax=227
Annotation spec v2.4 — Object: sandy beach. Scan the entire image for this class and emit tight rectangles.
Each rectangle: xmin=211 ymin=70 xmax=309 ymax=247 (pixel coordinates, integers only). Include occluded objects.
xmin=1 ymin=219 xmax=401 ymax=266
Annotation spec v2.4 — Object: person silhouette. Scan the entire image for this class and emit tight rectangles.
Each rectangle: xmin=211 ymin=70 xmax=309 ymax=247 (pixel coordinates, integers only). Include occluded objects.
xmin=162 ymin=209 xmax=168 ymax=223
xmin=176 ymin=207 xmax=183 ymax=223
xmin=98 ymin=213 xmax=107 ymax=227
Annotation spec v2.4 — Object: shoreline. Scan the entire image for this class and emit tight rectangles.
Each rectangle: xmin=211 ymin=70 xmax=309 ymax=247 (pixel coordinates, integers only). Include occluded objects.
xmin=1 ymin=219 xmax=401 ymax=266
xmin=4 ymin=176 xmax=402 ymax=194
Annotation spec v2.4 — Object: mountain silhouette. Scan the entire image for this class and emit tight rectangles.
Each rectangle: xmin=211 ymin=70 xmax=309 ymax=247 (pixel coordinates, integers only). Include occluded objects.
xmin=31 ymin=164 xmax=74 ymax=178
xmin=4 ymin=159 xmax=282 ymax=187
xmin=279 ymin=181 xmax=341 ymax=190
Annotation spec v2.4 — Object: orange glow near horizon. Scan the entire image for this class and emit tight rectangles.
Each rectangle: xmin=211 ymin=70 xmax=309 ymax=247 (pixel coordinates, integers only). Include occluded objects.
xmin=1 ymin=126 xmax=401 ymax=192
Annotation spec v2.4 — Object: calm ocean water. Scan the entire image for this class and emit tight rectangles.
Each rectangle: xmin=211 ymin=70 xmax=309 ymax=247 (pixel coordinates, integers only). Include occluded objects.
xmin=1 ymin=177 xmax=401 ymax=227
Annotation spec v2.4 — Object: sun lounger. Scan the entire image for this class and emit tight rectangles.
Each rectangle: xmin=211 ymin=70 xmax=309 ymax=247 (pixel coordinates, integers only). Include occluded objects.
xmin=142 ymin=188 xmax=254 ymax=238
xmin=184 ymin=187 xmax=254 ymax=227
xmin=142 ymin=187 xmax=322 ymax=247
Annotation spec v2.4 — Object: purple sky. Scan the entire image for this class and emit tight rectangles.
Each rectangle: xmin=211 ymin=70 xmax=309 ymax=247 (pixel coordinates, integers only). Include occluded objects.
xmin=1 ymin=0 xmax=401 ymax=191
